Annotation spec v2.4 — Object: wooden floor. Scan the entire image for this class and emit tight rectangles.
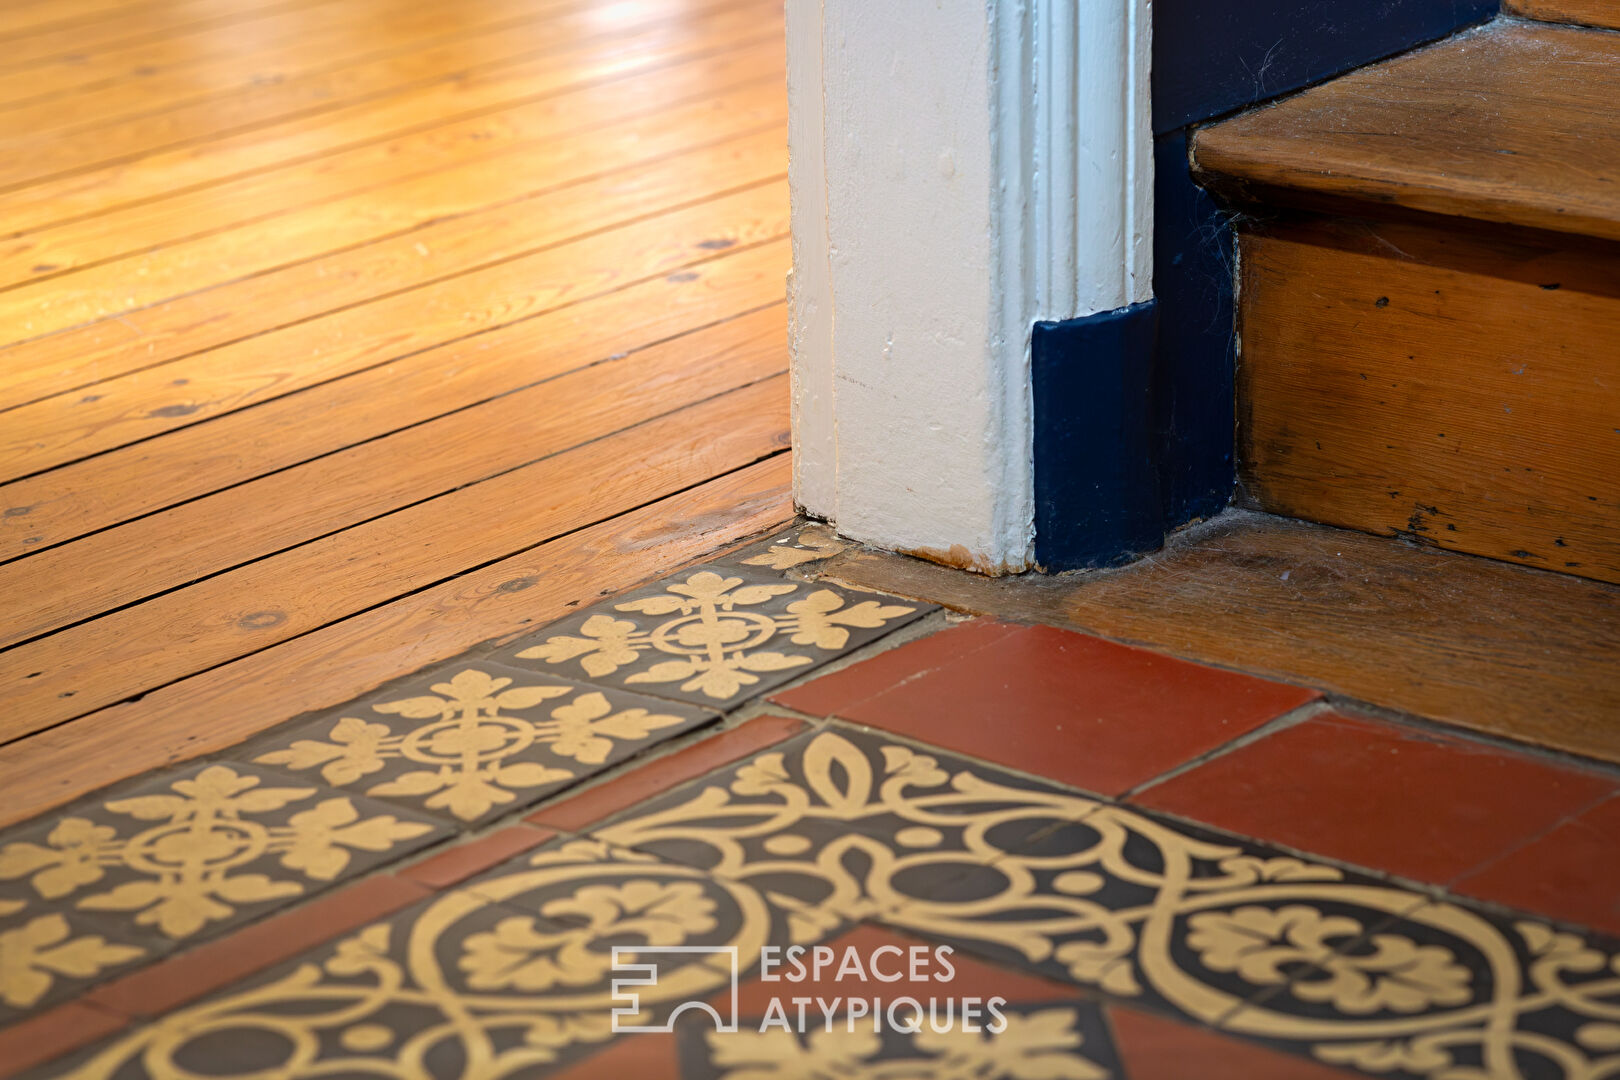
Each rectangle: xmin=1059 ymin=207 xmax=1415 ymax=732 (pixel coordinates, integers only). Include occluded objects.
xmin=0 ymin=0 xmax=793 ymax=826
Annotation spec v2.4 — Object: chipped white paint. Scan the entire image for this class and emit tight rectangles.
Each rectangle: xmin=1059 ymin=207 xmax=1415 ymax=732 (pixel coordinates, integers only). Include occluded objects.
xmin=788 ymin=0 xmax=1154 ymax=574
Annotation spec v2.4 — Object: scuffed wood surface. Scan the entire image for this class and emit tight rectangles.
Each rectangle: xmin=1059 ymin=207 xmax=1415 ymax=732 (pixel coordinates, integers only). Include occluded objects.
xmin=1507 ymin=0 xmax=1620 ymax=29
xmin=1236 ymin=214 xmax=1620 ymax=585
xmin=816 ymin=510 xmax=1620 ymax=763
xmin=1194 ymin=22 xmax=1620 ymax=243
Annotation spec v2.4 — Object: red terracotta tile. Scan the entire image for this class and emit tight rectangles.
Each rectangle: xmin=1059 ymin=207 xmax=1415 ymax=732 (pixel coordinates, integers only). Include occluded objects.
xmin=397 ymin=825 xmax=556 ymax=889
xmin=1453 ymin=792 xmax=1620 ymax=935
xmin=527 ymin=715 xmax=806 ymax=831
xmin=1135 ymin=711 xmax=1617 ymax=886
xmin=1111 ymin=1006 xmax=1361 ymax=1079
xmin=772 ymin=619 xmax=1023 ymax=717
xmin=780 ymin=622 xmax=1316 ymax=795
xmin=542 ymin=1032 xmax=679 ymax=1079
xmin=86 ymin=874 xmax=430 ymax=1019
xmin=0 ymin=1001 xmax=126 ymax=1079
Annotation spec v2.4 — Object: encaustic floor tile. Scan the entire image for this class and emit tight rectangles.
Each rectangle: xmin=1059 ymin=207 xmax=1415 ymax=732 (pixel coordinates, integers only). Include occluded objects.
xmin=670 ymin=922 xmax=1127 ymax=1080
xmin=491 ymin=564 xmax=932 ymax=709
xmin=244 ymin=661 xmax=718 ymax=828
xmin=674 ymin=999 xmax=1123 ymax=1080
xmin=874 ymin=799 xmax=1437 ymax=1033
xmin=28 ymin=838 xmax=841 ymax=1080
xmin=0 ymin=762 xmax=447 ymax=968
xmin=703 ymin=522 xmax=850 ymax=576
xmin=1108 ymin=1004 xmax=1367 ymax=1079
xmin=1218 ymin=897 xmax=1620 ymax=1080
xmin=587 ymin=727 xmax=1103 ymax=932
xmin=0 ymin=905 xmax=147 ymax=1024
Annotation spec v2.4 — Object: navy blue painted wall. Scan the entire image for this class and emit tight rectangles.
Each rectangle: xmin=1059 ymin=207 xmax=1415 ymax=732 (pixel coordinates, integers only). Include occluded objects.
xmin=1154 ymin=0 xmax=1498 ymax=135
xmin=1031 ymin=0 xmax=1496 ymax=571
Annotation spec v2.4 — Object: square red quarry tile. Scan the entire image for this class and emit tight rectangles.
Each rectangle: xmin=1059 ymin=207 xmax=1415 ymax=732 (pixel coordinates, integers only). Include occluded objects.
xmin=0 ymin=1001 xmax=126 ymax=1080
xmin=526 ymin=715 xmax=806 ymax=831
xmin=398 ymin=824 xmax=556 ymax=890
xmin=1134 ymin=711 xmax=1618 ymax=887
xmin=85 ymin=874 xmax=431 ymax=1019
xmin=773 ymin=618 xmax=1023 ymax=717
xmin=1453 ymin=792 xmax=1620 ymax=935
xmin=1110 ymin=1006 xmax=1362 ymax=1079
xmin=773 ymin=621 xmax=1317 ymax=795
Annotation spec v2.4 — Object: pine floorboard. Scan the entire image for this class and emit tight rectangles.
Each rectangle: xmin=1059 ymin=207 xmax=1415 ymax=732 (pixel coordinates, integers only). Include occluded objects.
xmin=0 ymin=0 xmax=792 ymax=825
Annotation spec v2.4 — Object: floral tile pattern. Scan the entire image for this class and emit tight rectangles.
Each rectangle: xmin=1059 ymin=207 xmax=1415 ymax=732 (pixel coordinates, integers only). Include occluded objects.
xmin=675 ymin=1002 xmax=1122 ymax=1079
xmin=37 ymin=838 xmax=831 ymax=1080
xmin=587 ymin=727 xmax=1620 ymax=1080
xmin=8 ymin=523 xmax=1620 ymax=1080
xmin=705 ymin=523 xmax=849 ymax=575
xmin=247 ymin=663 xmax=717 ymax=827
xmin=593 ymin=728 xmax=1099 ymax=933
xmin=0 ymin=909 xmax=144 ymax=1024
xmin=493 ymin=565 xmax=930 ymax=708
xmin=0 ymin=761 xmax=446 ymax=1011
xmin=1222 ymin=900 xmax=1620 ymax=1079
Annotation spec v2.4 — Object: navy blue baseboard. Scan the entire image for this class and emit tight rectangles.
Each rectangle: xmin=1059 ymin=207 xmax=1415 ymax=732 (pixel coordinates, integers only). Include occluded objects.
xmin=1032 ymin=302 xmax=1161 ymax=571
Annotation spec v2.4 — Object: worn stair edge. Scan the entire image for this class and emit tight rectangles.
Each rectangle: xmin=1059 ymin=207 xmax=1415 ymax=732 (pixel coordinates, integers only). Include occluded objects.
xmin=1191 ymin=20 xmax=1620 ymax=245
xmin=1506 ymin=0 xmax=1620 ymax=30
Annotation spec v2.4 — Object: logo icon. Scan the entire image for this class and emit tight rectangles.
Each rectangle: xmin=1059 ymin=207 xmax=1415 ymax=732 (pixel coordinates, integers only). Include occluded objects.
xmin=611 ymin=946 xmax=740 ymax=1033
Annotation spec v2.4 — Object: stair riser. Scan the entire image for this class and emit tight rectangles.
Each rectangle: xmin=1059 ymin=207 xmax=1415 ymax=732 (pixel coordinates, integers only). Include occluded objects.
xmin=1237 ymin=212 xmax=1620 ymax=584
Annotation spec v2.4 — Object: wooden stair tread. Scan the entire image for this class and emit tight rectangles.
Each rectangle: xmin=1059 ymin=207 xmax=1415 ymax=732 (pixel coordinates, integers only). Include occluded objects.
xmin=1507 ymin=0 xmax=1620 ymax=30
xmin=1193 ymin=21 xmax=1620 ymax=244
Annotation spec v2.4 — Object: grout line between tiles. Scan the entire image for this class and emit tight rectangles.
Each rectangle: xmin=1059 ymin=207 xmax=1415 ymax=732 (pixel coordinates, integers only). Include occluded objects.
xmin=1322 ymin=693 xmax=1620 ymax=785
xmin=1119 ymin=698 xmax=1335 ymax=801
xmin=1444 ymin=784 xmax=1616 ymax=889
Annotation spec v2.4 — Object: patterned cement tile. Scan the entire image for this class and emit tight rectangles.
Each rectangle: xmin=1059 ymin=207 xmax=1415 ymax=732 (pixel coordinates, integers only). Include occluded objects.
xmin=0 ymin=906 xmax=147 ymax=1024
xmin=674 ymin=1000 xmax=1123 ymax=1079
xmin=590 ymin=727 xmax=1101 ymax=933
xmin=878 ymin=802 xmax=1433 ymax=1028
xmin=245 ymin=662 xmax=717 ymax=828
xmin=1219 ymin=897 xmax=1620 ymax=1080
xmin=30 ymin=838 xmax=844 ymax=1079
xmin=573 ymin=725 xmax=1593 ymax=1077
xmin=0 ymin=762 xmax=447 ymax=966
xmin=492 ymin=564 xmax=931 ymax=709
xmin=704 ymin=523 xmax=850 ymax=576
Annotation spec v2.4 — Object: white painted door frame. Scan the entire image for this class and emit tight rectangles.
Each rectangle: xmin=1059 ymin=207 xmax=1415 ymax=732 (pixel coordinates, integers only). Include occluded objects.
xmin=788 ymin=0 xmax=1154 ymax=574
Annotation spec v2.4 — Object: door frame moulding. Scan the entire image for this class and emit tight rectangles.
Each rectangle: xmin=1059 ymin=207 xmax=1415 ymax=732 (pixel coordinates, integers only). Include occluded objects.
xmin=788 ymin=0 xmax=1154 ymax=575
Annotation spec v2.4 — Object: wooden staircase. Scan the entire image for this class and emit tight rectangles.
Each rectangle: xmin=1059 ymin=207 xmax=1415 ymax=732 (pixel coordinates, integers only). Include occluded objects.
xmin=1192 ymin=11 xmax=1620 ymax=586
